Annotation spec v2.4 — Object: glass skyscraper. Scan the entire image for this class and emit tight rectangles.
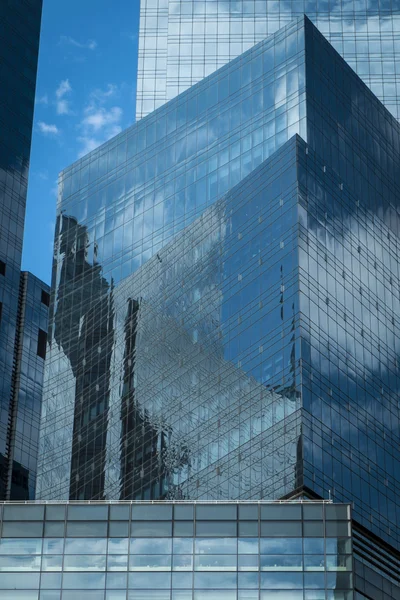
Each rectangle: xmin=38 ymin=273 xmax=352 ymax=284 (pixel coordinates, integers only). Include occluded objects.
xmin=37 ymin=18 xmax=400 ymax=593
xmin=0 ymin=0 xmax=49 ymax=499
xmin=136 ymin=0 xmax=400 ymax=120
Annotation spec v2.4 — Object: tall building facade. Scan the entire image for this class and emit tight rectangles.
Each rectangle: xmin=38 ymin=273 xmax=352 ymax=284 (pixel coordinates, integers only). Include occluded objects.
xmin=136 ymin=0 xmax=400 ymax=120
xmin=37 ymin=10 xmax=400 ymax=564
xmin=0 ymin=0 xmax=48 ymax=499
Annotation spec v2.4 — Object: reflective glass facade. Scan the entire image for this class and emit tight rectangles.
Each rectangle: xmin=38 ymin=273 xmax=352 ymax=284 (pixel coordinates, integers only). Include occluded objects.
xmin=0 ymin=0 xmax=46 ymax=499
xmin=7 ymin=273 xmax=50 ymax=500
xmin=0 ymin=500 xmax=354 ymax=600
xmin=136 ymin=0 xmax=400 ymax=120
xmin=38 ymin=18 xmax=306 ymax=501
xmin=38 ymin=14 xmax=400 ymax=563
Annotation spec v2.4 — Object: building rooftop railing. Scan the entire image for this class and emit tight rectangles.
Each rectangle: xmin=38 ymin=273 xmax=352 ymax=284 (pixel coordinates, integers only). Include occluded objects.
xmin=0 ymin=498 xmax=335 ymax=505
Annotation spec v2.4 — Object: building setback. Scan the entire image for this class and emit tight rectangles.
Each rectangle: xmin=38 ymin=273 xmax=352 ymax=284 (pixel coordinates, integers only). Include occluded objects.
xmin=0 ymin=0 xmax=48 ymax=499
xmin=37 ymin=14 xmax=400 ymax=597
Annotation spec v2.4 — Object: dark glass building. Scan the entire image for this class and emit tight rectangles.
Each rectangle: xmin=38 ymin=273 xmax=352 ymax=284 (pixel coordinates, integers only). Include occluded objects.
xmin=0 ymin=0 xmax=48 ymax=499
xmin=37 ymin=14 xmax=400 ymax=598
xmin=0 ymin=499 xmax=354 ymax=600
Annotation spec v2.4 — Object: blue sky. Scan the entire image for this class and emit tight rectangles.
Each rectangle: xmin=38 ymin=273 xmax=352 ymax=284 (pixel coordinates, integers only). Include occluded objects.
xmin=22 ymin=0 xmax=140 ymax=284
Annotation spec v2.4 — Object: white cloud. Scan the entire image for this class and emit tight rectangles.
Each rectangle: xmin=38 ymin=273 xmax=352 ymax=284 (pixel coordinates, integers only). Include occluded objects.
xmin=36 ymin=94 xmax=48 ymax=105
xmin=55 ymin=79 xmax=72 ymax=115
xmin=90 ymin=84 xmax=118 ymax=102
xmin=56 ymin=79 xmax=71 ymax=99
xmin=38 ymin=121 xmax=60 ymax=136
xmin=77 ymin=86 xmax=124 ymax=158
xmin=60 ymin=36 xmax=97 ymax=50
xmin=81 ymin=106 xmax=122 ymax=132
xmin=37 ymin=170 xmax=49 ymax=180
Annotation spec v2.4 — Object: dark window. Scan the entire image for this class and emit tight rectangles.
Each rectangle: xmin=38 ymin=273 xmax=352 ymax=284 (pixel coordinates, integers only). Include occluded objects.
xmin=0 ymin=260 xmax=5 ymax=276
xmin=41 ymin=290 xmax=50 ymax=307
xmin=37 ymin=328 xmax=47 ymax=359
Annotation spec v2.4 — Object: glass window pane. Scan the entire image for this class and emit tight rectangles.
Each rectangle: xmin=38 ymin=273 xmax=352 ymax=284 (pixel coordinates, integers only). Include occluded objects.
xmin=42 ymin=556 xmax=63 ymax=572
xmin=196 ymin=506 xmax=237 ymax=521
xmin=129 ymin=555 xmax=171 ymax=571
xmin=260 ymin=572 xmax=303 ymax=589
xmin=130 ymin=539 xmax=172 ymax=554
xmin=196 ymin=522 xmax=237 ymax=537
xmin=304 ymin=555 xmax=325 ymax=571
xmin=303 ymin=539 xmax=324 ymax=555
xmin=129 ymin=592 xmax=171 ymax=600
xmin=260 ymin=539 xmax=302 ymax=554
xmin=260 ymin=505 xmax=301 ymax=520
xmin=40 ymin=592 xmax=61 ymax=600
xmin=107 ymin=555 xmax=128 ymax=571
xmin=109 ymin=522 xmax=129 ymax=538
xmin=0 ymin=572 xmax=40 ymax=588
xmin=3 ymin=505 xmax=44 ymax=521
xmin=260 ymin=555 xmax=302 ymax=571
xmin=174 ymin=522 xmax=194 ymax=537
xmin=131 ymin=522 xmax=172 ymax=537
xmin=174 ymin=506 xmax=194 ymax=521
xmin=304 ymin=572 xmax=325 ymax=589
xmin=108 ymin=539 xmax=129 ymax=554
xmin=0 ymin=555 xmax=41 ymax=571
xmin=194 ymin=593 xmax=236 ymax=600
xmin=238 ymin=539 xmax=258 ymax=554
xmin=195 ymin=539 xmax=237 ymax=555
xmin=64 ymin=555 xmax=106 ymax=571
xmin=131 ymin=505 xmax=172 ymax=521
xmin=303 ymin=522 xmax=324 ymax=537
xmin=40 ymin=573 xmax=62 ymax=589
xmin=238 ymin=572 xmax=259 ymax=589
xmin=110 ymin=506 xmax=130 ymax=521
xmin=64 ymin=539 xmax=107 ymax=554
xmin=2 ymin=522 xmax=43 ymax=537
xmin=173 ymin=539 xmax=193 ymax=554
xmin=326 ymin=538 xmax=351 ymax=554
xmin=62 ymin=573 xmax=106 ymax=589
xmin=68 ymin=506 xmax=108 ymax=521
xmin=43 ymin=539 xmax=64 ymax=555
xmin=238 ymin=555 xmax=258 ymax=571
xmin=106 ymin=592 xmax=127 ymax=600
xmin=238 ymin=506 xmax=258 ymax=520
xmin=173 ymin=555 xmax=193 ymax=571
xmin=238 ymin=522 xmax=258 ymax=537
xmin=45 ymin=506 xmax=66 ymax=521
xmin=128 ymin=572 xmax=171 ymax=589
xmin=172 ymin=572 xmax=193 ymax=589
xmin=194 ymin=572 xmax=237 ymax=589
xmin=66 ymin=522 xmax=108 ymax=537
xmin=106 ymin=573 xmax=127 ymax=589
xmin=326 ymin=554 xmax=352 ymax=571
xmin=5 ymin=593 xmax=39 ymax=600
xmin=44 ymin=523 xmax=65 ymax=537
xmin=195 ymin=555 xmax=237 ymax=571
xmin=0 ymin=538 xmax=42 ymax=554
xmin=260 ymin=522 xmax=302 ymax=537
xmin=62 ymin=593 xmax=105 ymax=600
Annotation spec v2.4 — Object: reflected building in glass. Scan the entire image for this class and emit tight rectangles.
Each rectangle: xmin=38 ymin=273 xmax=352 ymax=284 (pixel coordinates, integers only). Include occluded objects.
xmin=0 ymin=0 xmax=49 ymax=500
xmin=38 ymin=14 xmax=400 ymax=595
xmin=136 ymin=0 xmax=400 ymax=120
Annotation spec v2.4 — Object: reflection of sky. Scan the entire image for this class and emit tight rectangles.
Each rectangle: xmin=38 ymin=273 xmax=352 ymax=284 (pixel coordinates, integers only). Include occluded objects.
xmin=138 ymin=0 xmax=400 ymax=119
xmin=300 ymin=208 xmax=400 ymax=415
